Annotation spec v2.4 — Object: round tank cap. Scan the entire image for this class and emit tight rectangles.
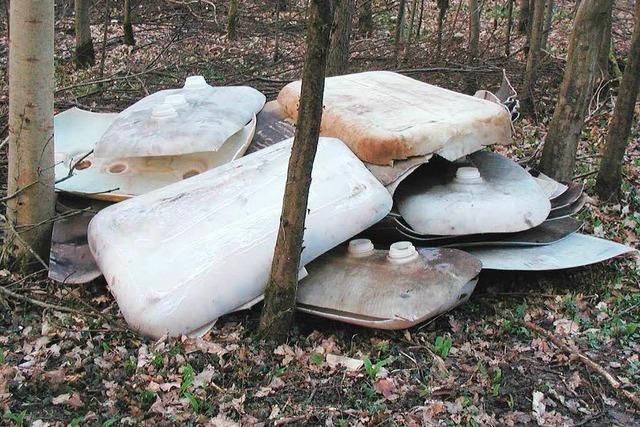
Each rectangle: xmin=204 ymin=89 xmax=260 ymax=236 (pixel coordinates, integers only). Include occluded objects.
xmin=184 ymin=75 xmax=208 ymax=90
xmin=165 ymin=94 xmax=188 ymax=108
xmin=388 ymin=241 xmax=418 ymax=263
xmin=454 ymin=166 xmax=482 ymax=184
xmin=348 ymin=239 xmax=374 ymax=256
xmin=151 ymin=104 xmax=178 ymax=120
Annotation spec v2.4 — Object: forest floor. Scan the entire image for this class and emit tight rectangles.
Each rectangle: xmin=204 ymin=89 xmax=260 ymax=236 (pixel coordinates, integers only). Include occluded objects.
xmin=0 ymin=0 xmax=639 ymax=425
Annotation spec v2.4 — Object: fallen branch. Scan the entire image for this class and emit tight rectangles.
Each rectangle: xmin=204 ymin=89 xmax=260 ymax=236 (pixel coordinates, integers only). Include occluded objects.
xmin=525 ymin=321 xmax=640 ymax=409
xmin=0 ymin=282 xmax=92 ymax=317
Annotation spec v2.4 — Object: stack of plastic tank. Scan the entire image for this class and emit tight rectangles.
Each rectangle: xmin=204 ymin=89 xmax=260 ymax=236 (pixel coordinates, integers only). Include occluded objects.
xmin=269 ymin=70 xmax=636 ymax=273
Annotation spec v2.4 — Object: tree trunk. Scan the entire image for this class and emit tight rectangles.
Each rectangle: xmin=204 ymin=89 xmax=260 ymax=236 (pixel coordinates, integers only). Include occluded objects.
xmin=258 ymin=0 xmax=334 ymax=343
xmin=358 ymin=0 xmax=372 ymax=36
xmin=98 ymin=0 xmax=110 ymax=79
xmin=123 ymin=0 xmax=135 ymax=46
xmin=416 ymin=0 xmax=425 ymax=39
xmin=505 ymin=0 xmax=514 ymax=56
xmin=540 ymin=0 xmax=553 ymax=51
xmin=520 ymin=0 xmax=545 ymax=116
xmin=465 ymin=0 xmax=480 ymax=94
xmin=598 ymin=2 xmax=613 ymax=79
xmin=539 ymin=0 xmax=613 ymax=181
xmin=436 ymin=0 xmax=449 ymax=56
xmin=394 ymin=0 xmax=406 ymax=60
xmin=327 ymin=0 xmax=353 ymax=76
xmin=227 ymin=0 xmax=238 ymax=41
xmin=5 ymin=0 xmax=56 ymax=272
xmin=407 ymin=0 xmax=418 ymax=46
xmin=74 ymin=0 xmax=95 ymax=67
xmin=517 ymin=0 xmax=530 ymax=34
xmin=595 ymin=0 xmax=640 ymax=200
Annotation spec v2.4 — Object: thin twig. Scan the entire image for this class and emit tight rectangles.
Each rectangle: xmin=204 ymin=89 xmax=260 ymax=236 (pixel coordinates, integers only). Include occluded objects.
xmin=525 ymin=321 xmax=640 ymax=409
xmin=0 ymin=282 xmax=94 ymax=317
xmin=55 ymin=150 xmax=93 ymax=185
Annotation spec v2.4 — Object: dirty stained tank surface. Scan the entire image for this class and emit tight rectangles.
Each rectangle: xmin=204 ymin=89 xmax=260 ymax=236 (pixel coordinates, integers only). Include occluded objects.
xmin=277 ymin=71 xmax=512 ymax=165
xmin=54 ymin=107 xmax=257 ymax=201
xmin=297 ymin=240 xmax=482 ymax=329
xmin=94 ymin=76 xmax=266 ymax=158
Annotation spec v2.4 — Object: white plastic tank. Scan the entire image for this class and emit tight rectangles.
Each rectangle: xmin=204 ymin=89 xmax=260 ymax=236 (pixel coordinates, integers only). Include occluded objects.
xmin=94 ymin=76 xmax=266 ymax=158
xmin=88 ymin=138 xmax=393 ymax=338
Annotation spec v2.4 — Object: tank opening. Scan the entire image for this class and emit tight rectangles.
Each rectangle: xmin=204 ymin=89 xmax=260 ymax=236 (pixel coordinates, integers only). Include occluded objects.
xmin=108 ymin=163 xmax=127 ymax=174
xmin=75 ymin=159 xmax=92 ymax=170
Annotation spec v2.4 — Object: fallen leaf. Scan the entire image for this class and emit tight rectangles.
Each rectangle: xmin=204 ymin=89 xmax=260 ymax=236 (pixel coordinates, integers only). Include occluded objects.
xmin=373 ymin=378 xmax=396 ymax=398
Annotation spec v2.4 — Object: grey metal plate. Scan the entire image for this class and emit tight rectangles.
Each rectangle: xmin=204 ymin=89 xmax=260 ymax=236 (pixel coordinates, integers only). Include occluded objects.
xmin=466 ymin=233 xmax=638 ymax=271
xmin=48 ymin=196 xmax=109 ymax=284
xmin=246 ymin=100 xmax=296 ymax=154
xmin=361 ymin=216 xmax=583 ymax=248
xmin=551 ymin=181 xmax=584 ymax=210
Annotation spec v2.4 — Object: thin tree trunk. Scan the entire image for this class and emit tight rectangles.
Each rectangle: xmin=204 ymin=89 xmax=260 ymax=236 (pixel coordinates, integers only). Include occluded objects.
xmin=540 ymin=0 xmax=553 ymax=51
xmin=465 ymin=0 xmax=480 ymax=94
xmin=595 ymin=0 xmax=640 ymax=200
xmin=517 ymin=0 xmax=530 ymax=34
xmin=437 ymin=0 xmax=449 ymax=57
xmin=358 ymin=0 xmax=373 ymax=36
xmin=505 ymin=0 xmax=514 ymax=56
xmin=394 ymin=0 xmax=406 ymax=60
xmin=227 ymin=0 xmax=238 ymax=41
xmin=98 ymin=0 xmax=110 ymax=79
xmin=416 ymin=0 xmax=425 ymax=39
xmin=407 ymin=0 xmax=418 ymax=45
xmin=3 ymin=0 xmax=9 ymax=84
xmin=274 ymin=6 xmax=281 ymax=62
xmin=5 ymin=0 xmax=56 ymax=271
xmin=258 ymin=0 xmax=334 ymax=343
xmin=123 ymin=0 xmax=135 ymax=46
xmin=598 ymin=2 xmax=613 ymax=79
xmin=74 ymin=0 xmax=95 ymax=67
xmin=539 ymin=0 xmax=613 ymax=181
xmin=327 ymin=0 xmax=353 ymax=76
xmin=520 ymin=0 xmax=545 ymax=116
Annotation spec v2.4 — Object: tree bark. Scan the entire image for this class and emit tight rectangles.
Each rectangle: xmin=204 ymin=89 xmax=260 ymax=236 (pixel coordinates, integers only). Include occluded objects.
xmin=394 ymin=0 xmax=406 ymax=60
xmin=258 ymin=0 xmax=334 ymax=343
xmin=227 ymin=0 xmax=238 ymax=41
xmin=407 ymin=0 xmax=418 ymax=46
xmin=540 ymin=0 xmax=553 ymax=51
xmin=539 ymin=0 xmax=613 ymax=181
xmin=505 ymin=0 xmax=514 ymax=56
xmin=5 ymin=0 xmax=56 ymax=272
xmin=123 ymin=0 xmax=135 ymax=46
xmin=598 ymin=2 xmax=613 ymax=79
xmin=74 ymin=0 xmax=95 ymax=67
xmin=436 ymin=0 xmax=449 ymax=56
xmin=520 ymin=0 xmax=545 ymax=116
xmin=517 ymin=0 xmax=530 ymax=34
xmin=358 ymin=0 xmax=372 ymax=36
xmin=465 ymin=0 xmax=480 ymax=94
xmin=595 ymin=0 xmax=640 ymax=200
xmin=416 ymin=0 xmax=425 ymax=39
xmin=327 ymin=0 xmax=353 ymax=76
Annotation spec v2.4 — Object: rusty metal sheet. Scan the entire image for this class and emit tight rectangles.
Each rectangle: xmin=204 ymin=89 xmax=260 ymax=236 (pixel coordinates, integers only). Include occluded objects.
xmin=466 ymin=233 xmax=638 ymax=271
xmin=278 ymin=71 xmax=512 ymax=165
xmin=54 ymin=108 xmax=256 ymax=201
xmin=395 ymin=152 xmax=551 ymax=235
xmin=296 ymin=241 xmax=481 ymax=329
